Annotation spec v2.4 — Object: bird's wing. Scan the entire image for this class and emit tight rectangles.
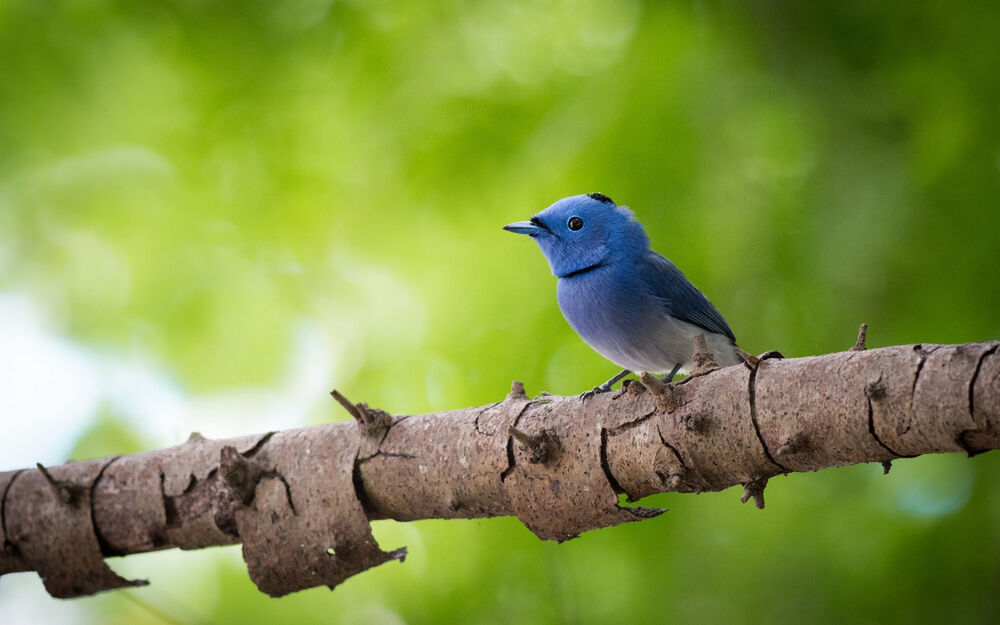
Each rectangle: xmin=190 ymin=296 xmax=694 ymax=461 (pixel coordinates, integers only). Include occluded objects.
xmin=639 ymin=252 xmax=736 ymax=342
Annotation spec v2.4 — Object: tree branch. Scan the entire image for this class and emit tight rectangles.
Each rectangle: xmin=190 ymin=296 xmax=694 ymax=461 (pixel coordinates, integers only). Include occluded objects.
xmin=2 ymin=337 xmax=998 ymax=598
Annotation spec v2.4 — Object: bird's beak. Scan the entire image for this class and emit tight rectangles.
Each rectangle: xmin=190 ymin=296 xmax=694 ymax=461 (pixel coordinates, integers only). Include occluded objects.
xmin=502 ymin=221 xmax=541 ymax=235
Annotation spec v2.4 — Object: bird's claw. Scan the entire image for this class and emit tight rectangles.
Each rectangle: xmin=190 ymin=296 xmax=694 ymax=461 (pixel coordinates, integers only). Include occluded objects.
xmin=580 ymin=384 xmax=611 ymax=401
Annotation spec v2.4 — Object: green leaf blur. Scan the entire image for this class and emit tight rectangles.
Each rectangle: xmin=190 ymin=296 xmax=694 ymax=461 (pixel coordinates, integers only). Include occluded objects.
xmin=2 ymin=1 xmax=999 ymax=623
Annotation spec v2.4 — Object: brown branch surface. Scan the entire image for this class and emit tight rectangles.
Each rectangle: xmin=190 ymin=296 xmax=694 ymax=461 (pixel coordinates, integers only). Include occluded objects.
xmin=2 ymin=340 xmax=998 ymax=598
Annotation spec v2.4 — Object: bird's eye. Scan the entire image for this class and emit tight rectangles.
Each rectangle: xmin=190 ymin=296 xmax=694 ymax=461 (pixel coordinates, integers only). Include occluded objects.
xmin=568 ymin=216 xmax=584 ymax=231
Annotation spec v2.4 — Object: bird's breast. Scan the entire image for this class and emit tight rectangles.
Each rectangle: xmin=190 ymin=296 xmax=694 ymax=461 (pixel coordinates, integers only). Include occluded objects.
xmin=556 ymin=268 xmax=663 ymax=369
xmin=555 ymin=267 xmax=737 ymax=373
xmin=556 ymin=268 xmax=642 ymax=335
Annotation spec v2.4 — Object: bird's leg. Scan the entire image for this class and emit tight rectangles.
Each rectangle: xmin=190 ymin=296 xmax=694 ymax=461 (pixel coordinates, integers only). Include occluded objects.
xmin=660 ymin=364 xmax=682 ymax=384
xmin=581 ymin=369 xmax=632 ymax=400
xmin=600 ymin=368 xmax=632 ymax=391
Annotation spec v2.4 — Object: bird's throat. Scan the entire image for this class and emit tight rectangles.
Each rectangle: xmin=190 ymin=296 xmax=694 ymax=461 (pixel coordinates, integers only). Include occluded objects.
xmin=558 ymin=261 xmax=606 ymax=279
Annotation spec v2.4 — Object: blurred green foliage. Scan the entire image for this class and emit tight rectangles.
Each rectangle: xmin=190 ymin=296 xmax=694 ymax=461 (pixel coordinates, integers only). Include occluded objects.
xmin=2 ymin=0 xmax=999 ymax=623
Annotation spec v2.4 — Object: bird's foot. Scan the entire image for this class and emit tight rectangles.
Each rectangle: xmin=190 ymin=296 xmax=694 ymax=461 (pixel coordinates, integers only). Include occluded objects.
xmin=580 ymin=369 xmax=632 ymax=400
xmin=580 ymin=383 xmax=613 ymax=401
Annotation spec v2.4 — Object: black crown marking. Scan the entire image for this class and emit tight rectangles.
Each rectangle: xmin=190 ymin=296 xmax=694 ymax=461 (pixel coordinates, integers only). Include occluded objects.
xmin=587 ymin=192 xmax=614 ymax=205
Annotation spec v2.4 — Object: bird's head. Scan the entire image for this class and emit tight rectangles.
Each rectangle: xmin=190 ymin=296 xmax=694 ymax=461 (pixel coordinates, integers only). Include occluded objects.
xmin=503 ymin=193 xmax=650 ymax=278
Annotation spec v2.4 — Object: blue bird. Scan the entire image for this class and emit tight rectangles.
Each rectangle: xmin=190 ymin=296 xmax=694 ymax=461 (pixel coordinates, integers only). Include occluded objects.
xmin=504 ymin=193 xmax=741 ymax=396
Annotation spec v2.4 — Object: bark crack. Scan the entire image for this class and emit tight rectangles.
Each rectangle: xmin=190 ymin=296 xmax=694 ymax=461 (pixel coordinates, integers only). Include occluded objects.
xmin=608 ymin=409 xmax=658 ymax=435
xmin=500 ymin=400 xmax=535 ymax=482
xmin=160 ymin=471 xmax=179 ymax=529
xmin=969 ymin=345 xmax=998 ymax=423
xmin=353 ymin=456 xmax=378 ymax=518
xmin=368 ymin=414 xmax=414 ymax=459
xmin=748 ymin=362 xmax=791 ymax=473
xmin=956 ymin=344 xmax=1000 ymax=457
xmin=909 ymin=344 xmax=939 ymax=407
xmin=473 ymin=402 xmax=501 ymax=435
xmin=501 ymin=437 xmax=517 ymax=482
xmin=656 ymin=427 xmax=690 ymax=473
xmin=352 ymin=410 xmax=417 ymax=518
xmin=272 ymin=473 xmax=296 ymax=516
xmin=865 ymin=375 xmax=903 ymax=459
xmin=1 ymin=469 xmax=25 ymax=557
xmin=867 ymin=395 xmax=903 ymax=457
xmin=654 ymin=426 xmax=690 ymax=490
xmin=599 ymin=428 xmax=625 ymax=495
xmin=91 ymin=456 xmax=123 ymax=557
xmin=374 ymin=417 xmax=399 ymax=449
xmin=242 ymin=432 xmax=275 ymax=458
xmin=357 ymin=451 xmax=417 ymax=465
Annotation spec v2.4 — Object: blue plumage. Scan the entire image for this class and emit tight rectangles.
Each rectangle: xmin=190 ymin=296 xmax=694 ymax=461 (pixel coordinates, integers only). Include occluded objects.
xmin=638 ymin=253 xmax=736 ymax=343
xmin=504 ymin=193 xmax=740 ymax=394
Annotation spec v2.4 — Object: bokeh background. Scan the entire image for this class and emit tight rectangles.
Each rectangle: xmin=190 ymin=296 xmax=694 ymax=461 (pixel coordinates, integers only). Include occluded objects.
xmin=2 ymin=1 xmax=999 ymax=623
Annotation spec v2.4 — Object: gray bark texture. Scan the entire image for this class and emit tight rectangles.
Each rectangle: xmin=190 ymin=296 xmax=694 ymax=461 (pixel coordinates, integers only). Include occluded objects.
xmin=2 ymin=335 xmax=998 ymax=598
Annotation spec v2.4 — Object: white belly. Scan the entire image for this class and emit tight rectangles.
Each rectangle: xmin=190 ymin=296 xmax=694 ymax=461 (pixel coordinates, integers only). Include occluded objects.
xmin=582 ymin=313 xmax=740 ymax=374
xmin=556 ymin=268 xmax=740 ymax=375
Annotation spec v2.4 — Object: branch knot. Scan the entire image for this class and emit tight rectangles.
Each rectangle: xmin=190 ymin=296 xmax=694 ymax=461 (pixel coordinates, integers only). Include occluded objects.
xmin=775 ymin=432 xmax=809 ymax=457
xmin=682 ymin=412 xmax=710 ymax=434
xmin=691 ymin=334 xmax=719 ymax=375
xmin=850 ymin=323 xmax=869 ymax=351
xmin=639 ymin=372 xmax=681 ymax=411
xmin=740 ymin=476 xmax=769 ymax=509
xmin=331 ymin=390 xmax=393 ymax=436
xmin=509 ymin=427 xmax=561 ymax=464
xmin=507 ymin=380 xmax=528 ymax=401
xmin=219 ymin=446 xmax=262 ymax=506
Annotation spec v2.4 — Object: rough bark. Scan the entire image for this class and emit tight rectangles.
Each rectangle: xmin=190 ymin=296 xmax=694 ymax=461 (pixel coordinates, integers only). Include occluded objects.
xmin=2 ymin=335 xmax=998 ymax=598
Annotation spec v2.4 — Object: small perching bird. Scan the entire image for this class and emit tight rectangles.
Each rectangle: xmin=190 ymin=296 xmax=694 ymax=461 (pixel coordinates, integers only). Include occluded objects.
xmin=504 ymin=193 xmax=741 ymax=396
